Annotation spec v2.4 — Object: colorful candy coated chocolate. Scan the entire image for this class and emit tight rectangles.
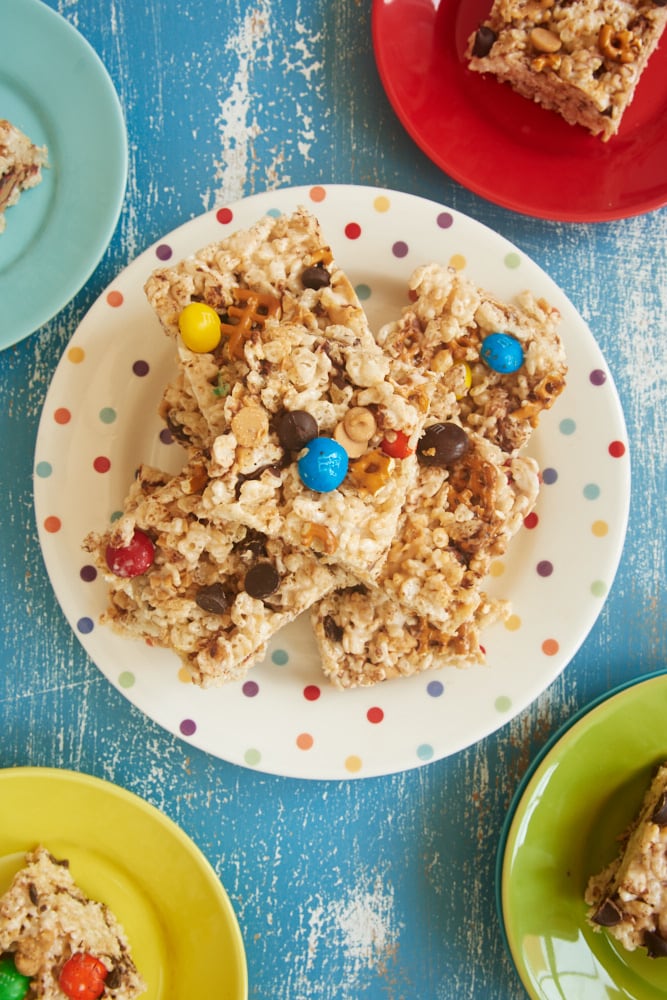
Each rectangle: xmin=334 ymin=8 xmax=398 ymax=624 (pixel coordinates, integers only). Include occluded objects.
xmin=178 ymin=302 xmax=222 ymax=353
xmin=105 ymin=528 xmax=155 ymax=578
xmin=480 ymin=332 xmax=524 ymax=373
xmin=297 ymin=437 xmax=348 ymax=492
xmin=0 ymin=956 xmax=30 ymax=1000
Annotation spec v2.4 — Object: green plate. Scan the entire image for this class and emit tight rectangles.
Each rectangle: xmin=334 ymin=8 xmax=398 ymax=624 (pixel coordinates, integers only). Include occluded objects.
xmin=0 ymin=767 xmax=247 ymax=1000
xmin=0 ymin=0 xmax=127 ymax=348
xmin=498 ymin=671 xmax=667 ymax=1000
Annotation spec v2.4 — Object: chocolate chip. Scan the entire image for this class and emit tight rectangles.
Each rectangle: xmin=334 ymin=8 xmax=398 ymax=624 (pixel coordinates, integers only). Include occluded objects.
xmin=417 ymin=422 xmax=470 ymax=467
xmin=472 ymin=25 xmax=497 ymax=57
xmin=28 ymin=883 xmax=39 ymax=906
xmin=195 ymin=583 xmax=229 ymax=615
xmin=323 ymin=614 xmax=344 ymax=643
xmin=275 ymin=409 xmax=318 ymax=451
xmin=592 ymin=897 xmax=623 ymax=926
xmin=244 ymin=562 xmax=280 ymax=600
xmin=302 ymin=265 xmax=331 ymax=290
xmin=653 ymin=791 xmax=667 ymax=825
xmin=105 ymin=968 xmax=122 ymax=989
xmin=234 ymin=461 xmax=284 ymax=500
xmin=644 ymin=930 xmax=667 ymax=958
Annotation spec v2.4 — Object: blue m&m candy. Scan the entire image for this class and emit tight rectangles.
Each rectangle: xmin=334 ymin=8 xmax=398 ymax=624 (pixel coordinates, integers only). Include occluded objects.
xmin=480 ymin=332 xmax=524 ymax=373
xmin=298 ymin=437 xmax=348 ymax=492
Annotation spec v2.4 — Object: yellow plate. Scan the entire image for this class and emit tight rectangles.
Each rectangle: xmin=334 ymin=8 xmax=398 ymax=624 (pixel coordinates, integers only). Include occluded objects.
xmin=0 ymin=767 xmax=247 ymax=999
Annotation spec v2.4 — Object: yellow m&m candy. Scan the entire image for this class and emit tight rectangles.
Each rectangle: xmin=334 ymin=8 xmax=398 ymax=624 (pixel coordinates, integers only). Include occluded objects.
xmin=178 ymin=302 xmax=222 ymax=353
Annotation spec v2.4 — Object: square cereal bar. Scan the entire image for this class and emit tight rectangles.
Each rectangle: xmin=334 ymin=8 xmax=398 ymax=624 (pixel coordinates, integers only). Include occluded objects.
xmin=585 ymin=762 xmax=667 ymax=958
xmin=466 ymin=0 xmax=667 ymax=141
xmin=0 ymin=846 xmax=145 ymax=999
xmin=0 ymin=118 xmax=47 ymax=232
xmin=377 ymin=263 xmax=567 ymax=454
xmin=84 ymin=464 xmax=348 ymax=686
xmin=312 ymin=584 xmax=508 ymax=688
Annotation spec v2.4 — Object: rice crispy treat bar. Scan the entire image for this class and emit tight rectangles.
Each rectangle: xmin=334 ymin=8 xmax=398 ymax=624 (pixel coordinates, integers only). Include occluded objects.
xmin=466 ymin=0 xmax=667 ymax=141
xmin=377 ymin=263 xmax=567 ymax=454
xmin=0 ymin=119 xmax=48 ymax=233
xmin=312 ymin=584 xmax=507 ymax=688
xmin=0 ymin=846 xmax=145 ymax=999
xmin=84 ymin=463 xmax=348 ymax=687
xmin=585 ymin=762 xmax=667 ymax=958
xmin=311 ymin=266 xmax=564 ymax=687
xmin=145 ymin=207 xmax=386 ymax=449
xmin=146 ymin=208 xmax=433 ymax=578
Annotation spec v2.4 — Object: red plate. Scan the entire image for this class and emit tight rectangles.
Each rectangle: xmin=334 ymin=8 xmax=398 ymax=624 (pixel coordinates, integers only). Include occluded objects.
xmin=372 ymin=0 xmax=667 ymax=221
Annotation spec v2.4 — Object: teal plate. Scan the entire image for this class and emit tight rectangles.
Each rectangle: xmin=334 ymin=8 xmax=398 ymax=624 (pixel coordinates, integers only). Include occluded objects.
xmin=0 ymin=0 xmax=127 ymax=349
xmin=497 ymin=671 xmax=667 ymax=1000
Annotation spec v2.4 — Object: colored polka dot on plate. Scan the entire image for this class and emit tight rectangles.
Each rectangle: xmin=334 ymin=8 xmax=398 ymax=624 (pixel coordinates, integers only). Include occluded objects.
xmin=304 ymin=684 xmax=321 ymax=701
xmin=309 ymin=185 xmax=326 ymax=203
xmin=591 ymin=580 xmax=607 ymax=597
xmin=44 ymin=516 xmax=61 ymax=533
xmin=542 ymin=467 xmax=558 ymax=485
xmin=392 ymin=241 xmax=408 ymax=258
xmin=583 ymin=483 xmax=600 ymax=500
xmin=504 ymin=252 xmax=521 ymax=269
xmin=559 ymin=418 xmax=576 ymax=435
xmin=505 ymin=614 xmax=522 ymax=632
xmin=355 ymin=283 xmax=371 ymax=301
xmin=345 ymin=221 xmax=361 ymax=240
xmin=178 ymin=666 xmax=191 ymax=684
xmin=373 ymin=195 xmax=390 ymax=212
xmin=118 ymin=671 xmax=135 ymax=688
xmin=609 ymin=440 xmax=625 ymax=458
xmin=495 ymin=695 xmax=512 ymax=712
xmin=489 ymin=559 xmax=505 ymax=578
xmin=592 ymin=520 xmax=609 ymax=537
xmin=242 ymin=680 xmax=259 ymax=697
xmin=244 ymin=748 xmax=261 ymax=766
xmin=216 ymin=206 xmax=233 ymax=224
xmin=296 ymin=733 xmax=314 ymax=750
xmin=99 ymin=407 xmax=116 ymax=424
xmin=106 ymin=290 xmax=123 ymax=308
xmin=54 ymin=408 xmax=71 ymax=425
xmin=132 ymin=360 xmax=149 ymax=377
xmin=155 ymin=243 xmax=172 ymax=261
xmin=524 ymin=511 xmax=539 ymax=529
xmin=77 ymin=617 xmax=94 ymax=635
xmin=449 ymin=253 xmax=466 ymax=271
xmin=93 ymin=456 xmax=111 ymax=473
xmin=437 ymin=212 xmax=453 ymax=229
xmin=180 ymin=718 xmax=197 ymax=736
xmin=80 ymin=565 xmax=97 ymax=582
xmin=67 ymin=346 xmax=85 ymax=364
xmin=159 ymin=427 xmax=173 ymax=445
xmin=590 ymin=369 xmax=607 ymax=386
xmin=537 ymin=560 xmax=553 ymax=577
xmin=416 ymin=744 xmax=434 ymax=762
xmin=427 ymin=679 xmax=444 ymax=697
xmin=271 ymin=648 xmax=288 ymax=666
xmin=367 ymin=707 xmax=384 ymax=724
xmin=542 ymin=638 xmax=559 ymax=656
xmin=35 ymin=461 xmax=52 ymax=478
xmin=345 ymin=755 xmax=362 ymax=773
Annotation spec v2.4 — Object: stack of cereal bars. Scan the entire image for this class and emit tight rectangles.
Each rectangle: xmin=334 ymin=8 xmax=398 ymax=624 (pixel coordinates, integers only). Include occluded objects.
xmin=84 ymin=208 xmax=567 ymax=688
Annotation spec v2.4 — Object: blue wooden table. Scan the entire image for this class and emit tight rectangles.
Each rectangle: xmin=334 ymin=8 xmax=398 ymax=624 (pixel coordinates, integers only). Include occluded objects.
xmin=1 ymin=1 xmax=666 ymax=997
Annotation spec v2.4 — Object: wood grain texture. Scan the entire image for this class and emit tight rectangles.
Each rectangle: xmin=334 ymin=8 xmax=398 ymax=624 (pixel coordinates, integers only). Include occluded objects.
xmin=0 ymin=1 xmax=665 ymax=997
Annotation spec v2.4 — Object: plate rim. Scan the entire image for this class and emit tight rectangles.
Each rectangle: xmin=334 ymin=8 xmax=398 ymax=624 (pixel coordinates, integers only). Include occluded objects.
xmin=371 ymin=0 xmax=667 ymax=223
xmin=495 ymin=668 xmax=667 ymax=999
xmin=0 ymin=764 xmax=249 ymax=1000
xmin=32 ymin=182 xmax=631 ymax=780
xmin=0 ymin=0 xmax=128 ymax=348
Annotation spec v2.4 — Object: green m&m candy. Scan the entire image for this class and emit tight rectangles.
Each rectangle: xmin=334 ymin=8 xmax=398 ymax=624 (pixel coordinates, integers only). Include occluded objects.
xmin=0 ymin=955 xmax=30 ymax=1000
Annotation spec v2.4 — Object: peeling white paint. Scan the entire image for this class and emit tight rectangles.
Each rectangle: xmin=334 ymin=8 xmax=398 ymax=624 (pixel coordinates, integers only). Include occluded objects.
xmin=306 ymin=876 xmax=400 ymax=981
xmin=202 ymin=5 xmax=272 ymax=211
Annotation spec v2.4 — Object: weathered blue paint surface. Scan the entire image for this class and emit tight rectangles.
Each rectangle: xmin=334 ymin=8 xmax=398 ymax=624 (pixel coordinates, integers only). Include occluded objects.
xmin=1 ymin=2 xmax=666 ymax=997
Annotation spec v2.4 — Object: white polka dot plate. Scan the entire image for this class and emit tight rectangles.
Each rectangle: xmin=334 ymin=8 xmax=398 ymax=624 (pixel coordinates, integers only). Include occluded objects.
xmin=33 ymin=185 xmax=630 ymax=780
